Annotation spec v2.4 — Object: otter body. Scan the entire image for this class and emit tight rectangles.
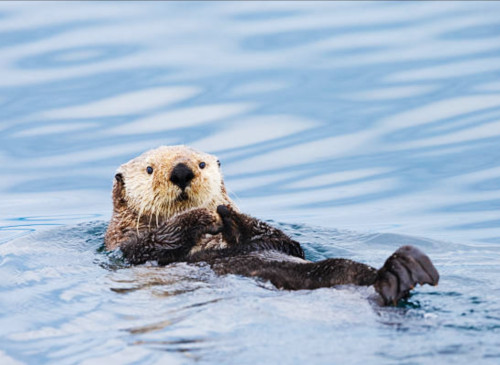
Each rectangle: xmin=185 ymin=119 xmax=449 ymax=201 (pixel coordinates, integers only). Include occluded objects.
xmin=106 ymin=145 xmax=439 ymax=306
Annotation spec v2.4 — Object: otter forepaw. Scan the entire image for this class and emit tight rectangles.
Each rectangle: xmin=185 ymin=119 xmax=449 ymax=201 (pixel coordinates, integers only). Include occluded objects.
xmin=190 ymin=207 xmax=218 ymax=226
xmin=182 ymin=207 xmax=222 ymax=238
xmin=374 ymin=245 xmax=439 ymax=306
xmin=216 ymin=204 xmax=235 ymax=225
xmin=149 ymin=208 xmax=220 ymax=247
xmin=216 ymin=204 xmax=242 ymax=244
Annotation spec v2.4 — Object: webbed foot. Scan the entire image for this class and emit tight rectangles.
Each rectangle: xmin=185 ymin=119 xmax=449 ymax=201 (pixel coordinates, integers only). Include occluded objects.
xmin=374 ymin=245 xmax=439 ymax=306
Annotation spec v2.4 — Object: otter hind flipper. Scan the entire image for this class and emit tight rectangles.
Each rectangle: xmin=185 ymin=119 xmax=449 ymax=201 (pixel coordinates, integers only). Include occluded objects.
xmin=374 ymin=245 xmax=439 ymax=306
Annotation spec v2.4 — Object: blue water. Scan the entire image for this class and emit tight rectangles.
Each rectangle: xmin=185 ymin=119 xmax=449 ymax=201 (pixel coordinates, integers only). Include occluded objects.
xmin=1 ymin=2 xmax=500 ymax=364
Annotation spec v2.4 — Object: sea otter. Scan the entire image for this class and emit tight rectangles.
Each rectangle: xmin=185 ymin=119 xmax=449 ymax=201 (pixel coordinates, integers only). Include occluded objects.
xmin=105 ymin=145 xmax=439 ymax=306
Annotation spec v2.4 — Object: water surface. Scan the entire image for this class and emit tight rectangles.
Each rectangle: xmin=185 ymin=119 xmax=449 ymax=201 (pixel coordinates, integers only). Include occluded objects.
xmin=1 ymin=2 xmax=500 ymax=364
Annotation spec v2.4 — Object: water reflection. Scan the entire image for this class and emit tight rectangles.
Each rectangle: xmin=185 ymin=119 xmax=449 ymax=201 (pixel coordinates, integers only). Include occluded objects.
xmin=17 ymin=44 xmax=141 ymax=69
xmin=1 ymin=1 xmax=500 ymax=364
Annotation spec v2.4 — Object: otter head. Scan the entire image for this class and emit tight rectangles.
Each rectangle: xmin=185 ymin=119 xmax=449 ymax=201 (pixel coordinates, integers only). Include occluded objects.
xmin=112 ymin=145 xmax=233 ymax=227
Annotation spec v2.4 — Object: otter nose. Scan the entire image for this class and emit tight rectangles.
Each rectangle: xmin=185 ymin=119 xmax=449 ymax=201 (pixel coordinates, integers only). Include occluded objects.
xmin=169 ymin=163 xmax=194 ymax=190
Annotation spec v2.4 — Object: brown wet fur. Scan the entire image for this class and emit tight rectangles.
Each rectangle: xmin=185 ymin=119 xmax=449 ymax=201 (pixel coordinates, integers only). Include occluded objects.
xmin=107 ymin=145 xmax=439 ymax=306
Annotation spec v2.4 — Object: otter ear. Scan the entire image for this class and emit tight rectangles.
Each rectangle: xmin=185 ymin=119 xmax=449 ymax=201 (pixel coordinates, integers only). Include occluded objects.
xmin=115 ymin=173 xmax=123 ymax=184
xmin=113 ymin=173 xmax=126 ymax=207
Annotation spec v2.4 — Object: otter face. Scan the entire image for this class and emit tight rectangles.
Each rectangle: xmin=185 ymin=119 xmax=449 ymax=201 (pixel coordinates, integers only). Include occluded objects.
xmin=114 ymin=145 xmax=225 ymax=223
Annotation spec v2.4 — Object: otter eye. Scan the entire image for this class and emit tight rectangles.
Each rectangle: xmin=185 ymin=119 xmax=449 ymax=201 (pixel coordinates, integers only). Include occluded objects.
xmin=217 ymin=160 xmax=221 ymax=167
xmin=199 ymin=162 xmax=206 ymax=169
xmin=146 ymin=166 xmax=153 ymax=175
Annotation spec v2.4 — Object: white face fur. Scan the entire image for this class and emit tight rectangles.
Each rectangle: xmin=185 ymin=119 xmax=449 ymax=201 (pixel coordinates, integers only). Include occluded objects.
xmin=116 ymin=145 xmax=225 ymax=224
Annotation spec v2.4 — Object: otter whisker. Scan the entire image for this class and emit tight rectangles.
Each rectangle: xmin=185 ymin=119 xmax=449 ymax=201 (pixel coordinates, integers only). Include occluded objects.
xmin=155 ymin=207 xmax=159 ymax=228
xmin=148 ymin=211 xmax=154 ymax=229
xmin=225 ymin=186 xmax=242 ymax=208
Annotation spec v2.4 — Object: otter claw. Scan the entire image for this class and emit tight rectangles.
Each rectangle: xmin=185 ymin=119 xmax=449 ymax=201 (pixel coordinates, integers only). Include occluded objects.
xmin=374 ymin=245 xmax=439 ymax=306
